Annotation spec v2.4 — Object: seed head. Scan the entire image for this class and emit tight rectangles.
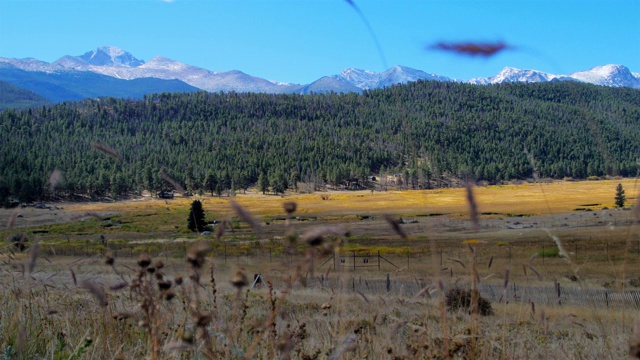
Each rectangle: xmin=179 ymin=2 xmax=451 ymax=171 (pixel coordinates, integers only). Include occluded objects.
xmin=163 ymin=290 xmax=176 ymax=301
xmin=186 ymin=243 xmax=209 ymax=269
xmin=231 ymin=268 xmax=248 ymax=289
xmin=158 ymin=280 xmax=172 ymax=290
xmin=137 ymin=255 xmax=151 ymax=268
xmin=194 ymin=312 xmax=212 ymax=327
xmin=283 ymin=201 xmax=297 ymax=214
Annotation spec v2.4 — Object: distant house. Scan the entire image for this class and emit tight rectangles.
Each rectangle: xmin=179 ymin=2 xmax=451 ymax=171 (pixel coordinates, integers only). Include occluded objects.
xmin=157 ymin=190 xmax=174 ymax=199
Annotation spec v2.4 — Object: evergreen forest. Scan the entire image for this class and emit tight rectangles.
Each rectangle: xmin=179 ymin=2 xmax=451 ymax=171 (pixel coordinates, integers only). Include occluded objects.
xmin=1 ymin=80 xmax=639 ymax=203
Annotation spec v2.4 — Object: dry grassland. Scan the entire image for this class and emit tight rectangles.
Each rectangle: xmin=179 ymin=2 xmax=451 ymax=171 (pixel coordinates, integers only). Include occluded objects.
xmin=2 ymin=179 xmax=640 ymax=359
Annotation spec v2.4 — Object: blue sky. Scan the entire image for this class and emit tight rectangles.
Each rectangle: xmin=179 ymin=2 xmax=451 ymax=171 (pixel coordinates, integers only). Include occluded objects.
xmin=1 ymin=0 xmax=638 ymax=84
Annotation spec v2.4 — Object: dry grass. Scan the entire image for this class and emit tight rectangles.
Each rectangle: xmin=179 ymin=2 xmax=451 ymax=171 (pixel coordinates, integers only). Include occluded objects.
xmin=0 ymin=252 xmax=635 ymax=359
xmin=1 ymin=179 xmax=640 ymax=358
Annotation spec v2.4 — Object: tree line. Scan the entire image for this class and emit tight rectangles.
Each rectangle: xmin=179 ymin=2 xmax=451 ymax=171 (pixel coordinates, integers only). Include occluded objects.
xmin=0 ymin=80 xmax=639 ymax=204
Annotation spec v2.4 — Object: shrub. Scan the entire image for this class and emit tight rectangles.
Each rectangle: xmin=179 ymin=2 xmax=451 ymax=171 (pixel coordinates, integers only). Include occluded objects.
xmin=7 ymin=233 xmax=28 ymax=251
xmin=445 ymin=288 xmax=493 ymax=316
xmin=536 ymin=247 xmax=560 ymax=257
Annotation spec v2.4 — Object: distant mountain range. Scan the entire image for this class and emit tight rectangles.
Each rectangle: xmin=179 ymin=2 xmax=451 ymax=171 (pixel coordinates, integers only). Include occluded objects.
xmin=1 ymin=46 xmax=638 ymax=104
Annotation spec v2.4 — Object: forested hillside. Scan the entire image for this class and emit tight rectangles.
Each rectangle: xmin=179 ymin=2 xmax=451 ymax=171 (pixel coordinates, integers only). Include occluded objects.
xmin=0 ymin=80 xmax=50 ymax=111
xmin=1 ymin=80 xmax=639 ymax=203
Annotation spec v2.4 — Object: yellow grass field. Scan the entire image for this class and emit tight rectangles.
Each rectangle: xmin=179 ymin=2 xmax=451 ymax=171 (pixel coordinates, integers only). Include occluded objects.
xmin=32 ymin=178 xmax=640 ymax=218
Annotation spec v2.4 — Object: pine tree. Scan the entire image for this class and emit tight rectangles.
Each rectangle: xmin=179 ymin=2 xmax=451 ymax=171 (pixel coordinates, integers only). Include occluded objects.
xmin=271 ymin=170 xmax=287 ymax=195
xmin=615 ymin=183 xmax=626 ymax=208
xmin=187 ymin=200 xmax=206 ymax=232
xmin=258 ymin=172 xmax=269 ymax=195
xmin=204 ymin=172 xmax=218 ymax=197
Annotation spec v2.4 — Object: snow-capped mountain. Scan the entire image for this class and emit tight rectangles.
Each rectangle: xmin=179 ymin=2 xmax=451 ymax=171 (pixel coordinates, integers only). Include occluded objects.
xmin=570 ymin=64 xmax=640 ymax=88
xmin=336 ymin=68 xmax=380 ymax=89
xmin=79 ymin=46 xmax=145 ymax=67
xmin=0 ymin=47 xmax=300 ymax=93
xmin=0 ymin=46 xmax=638 ymax=104
xmin=333 ymin=65 xmax=450 ymax=90
xmin=469 ymin=67 xmax=559 ymax=85
xmin=469 ymin=65 xmax=639 ymax=89
xmin=375 ymin=65 xmax=450 ymax=88
xmin=296 ymin=65 xmax=450 ymax=94
xmin=296 ymin=76 xmax=362 ymax=94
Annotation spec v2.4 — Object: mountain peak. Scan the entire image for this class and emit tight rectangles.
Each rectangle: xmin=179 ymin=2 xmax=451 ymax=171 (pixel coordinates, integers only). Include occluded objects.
xmin=335 ymin=65 xmax=450 ymax=90
xmin=79 ymin=46 xmax=144 ymax=67
xmin=469 ymin=67 xmax=556 ymax=85
xmin=338 ymin=68 xmax=379 ymax=89
xmin=570 ymin=64 xmax=639 ymax=88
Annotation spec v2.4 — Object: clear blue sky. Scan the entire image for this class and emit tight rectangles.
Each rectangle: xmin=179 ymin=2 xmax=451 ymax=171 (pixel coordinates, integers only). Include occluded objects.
xmin=1 ymin=0 xmax=638 ymax=84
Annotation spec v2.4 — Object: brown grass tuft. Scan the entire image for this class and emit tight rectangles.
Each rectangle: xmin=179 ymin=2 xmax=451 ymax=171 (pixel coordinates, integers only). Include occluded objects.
xmin=465 ymin=183 xmax=479 ymax=229
xmin=430 ymin=41 xmax=509 ymax=57
xmin=27 ymin=239 xmax=39 ymax=274
xmin=383 ymin=214 xmax=407 ymax=239
xmin=80 ymin=280 xmax=108 ymax=307
xmin=90 ymin=142 xmax=123 ymax=162
xmin=230 ymin=200 xmax=262 ymax=234
xmin=186 ymin=243 xmax=209 ymax=269
xmin=48 ymin=169 xmax=64 ymax=191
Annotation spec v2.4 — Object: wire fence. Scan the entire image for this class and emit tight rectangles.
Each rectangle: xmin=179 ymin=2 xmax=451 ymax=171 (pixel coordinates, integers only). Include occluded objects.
xmin=298 ymin=276 xmax=640 ymax=310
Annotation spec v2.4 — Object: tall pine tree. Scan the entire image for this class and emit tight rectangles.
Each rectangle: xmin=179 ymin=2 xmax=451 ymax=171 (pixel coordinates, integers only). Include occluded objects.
xmin=187 ymin=200 xmax=206 ymax=232
xmin=615 ymin=183 xmax=626 ymax=208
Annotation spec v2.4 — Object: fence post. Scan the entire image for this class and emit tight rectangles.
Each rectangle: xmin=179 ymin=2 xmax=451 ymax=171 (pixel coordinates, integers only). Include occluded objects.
xmin=386 ymin=273 xmax=390 ymax=292
xmin=378 ymin=251 xmax=381 ymax=271
xmin=353 ymin=251 xmax=356 ymax=271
